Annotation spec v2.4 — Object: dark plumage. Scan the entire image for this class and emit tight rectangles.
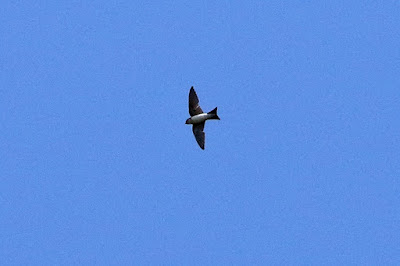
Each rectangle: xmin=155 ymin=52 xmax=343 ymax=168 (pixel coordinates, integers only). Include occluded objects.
xmin=185 ymin=87 xmax=220 ymax=149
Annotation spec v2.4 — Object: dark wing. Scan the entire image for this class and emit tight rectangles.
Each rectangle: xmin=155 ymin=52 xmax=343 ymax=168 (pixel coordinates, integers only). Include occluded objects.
xmin=189 ymin=87 xmax=203 ymax=116
xmin=192 ymin=122 xmax=205 ymax=150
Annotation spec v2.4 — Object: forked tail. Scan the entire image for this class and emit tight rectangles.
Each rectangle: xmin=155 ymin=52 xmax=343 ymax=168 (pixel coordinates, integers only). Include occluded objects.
xmin=208 ymin=107 xmax=220 ymax=120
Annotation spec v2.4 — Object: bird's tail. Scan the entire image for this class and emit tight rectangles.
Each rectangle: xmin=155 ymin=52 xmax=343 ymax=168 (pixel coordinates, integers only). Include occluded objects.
xmin=208 ymin=107 xmax=220 ymax=120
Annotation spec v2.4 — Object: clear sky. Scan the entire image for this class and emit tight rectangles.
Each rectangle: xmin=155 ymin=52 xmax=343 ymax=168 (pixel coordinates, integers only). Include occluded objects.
xmin=1 ymin=1 xmax=399 ymax=265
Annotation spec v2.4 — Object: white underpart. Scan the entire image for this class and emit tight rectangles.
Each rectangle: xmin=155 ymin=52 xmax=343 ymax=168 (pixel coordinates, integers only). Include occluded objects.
xmin=189 ymin=113 xmax=212 ymax=124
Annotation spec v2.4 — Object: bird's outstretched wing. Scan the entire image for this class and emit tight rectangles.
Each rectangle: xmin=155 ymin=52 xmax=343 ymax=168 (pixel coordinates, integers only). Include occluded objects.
xmin=192 ymin=122 xmax=205 ymax=149
xmin=189 ymin=87 xmax=203 ymax=116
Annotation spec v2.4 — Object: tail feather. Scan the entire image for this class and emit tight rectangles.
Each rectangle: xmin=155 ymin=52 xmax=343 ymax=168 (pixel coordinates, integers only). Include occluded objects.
xmin=208 ymin=107 xmax=220 ymax=120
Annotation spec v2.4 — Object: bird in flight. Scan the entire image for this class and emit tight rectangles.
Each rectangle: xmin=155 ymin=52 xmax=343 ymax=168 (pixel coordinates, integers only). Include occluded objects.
xmin=185 ymin=86 xmax=220 ymax=149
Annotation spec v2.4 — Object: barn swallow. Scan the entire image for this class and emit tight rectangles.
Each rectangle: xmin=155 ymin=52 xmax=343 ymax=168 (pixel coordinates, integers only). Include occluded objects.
xmin=185 ymin=86 xmax=220 ymax=149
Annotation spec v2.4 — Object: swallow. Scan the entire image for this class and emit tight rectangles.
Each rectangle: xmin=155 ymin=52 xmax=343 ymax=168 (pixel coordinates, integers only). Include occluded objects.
xmin=185 ymin=86 xmax=220 ymax=149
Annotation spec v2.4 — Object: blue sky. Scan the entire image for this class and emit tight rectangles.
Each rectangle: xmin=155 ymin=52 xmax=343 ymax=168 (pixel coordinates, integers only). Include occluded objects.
xmin=1 ymin=1 xmax=399 ymax=264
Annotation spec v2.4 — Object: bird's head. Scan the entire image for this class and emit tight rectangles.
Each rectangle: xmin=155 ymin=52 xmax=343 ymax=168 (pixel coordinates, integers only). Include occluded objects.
xmin=185 ymin=118 xmax=191 ymax=124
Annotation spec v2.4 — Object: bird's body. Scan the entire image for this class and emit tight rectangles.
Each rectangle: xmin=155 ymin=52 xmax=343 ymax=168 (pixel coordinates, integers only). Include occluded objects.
xmin=186 ymin=113 xmax=214 ymax=124
xmin=185 ymin=86 xmax=220 ymax=149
